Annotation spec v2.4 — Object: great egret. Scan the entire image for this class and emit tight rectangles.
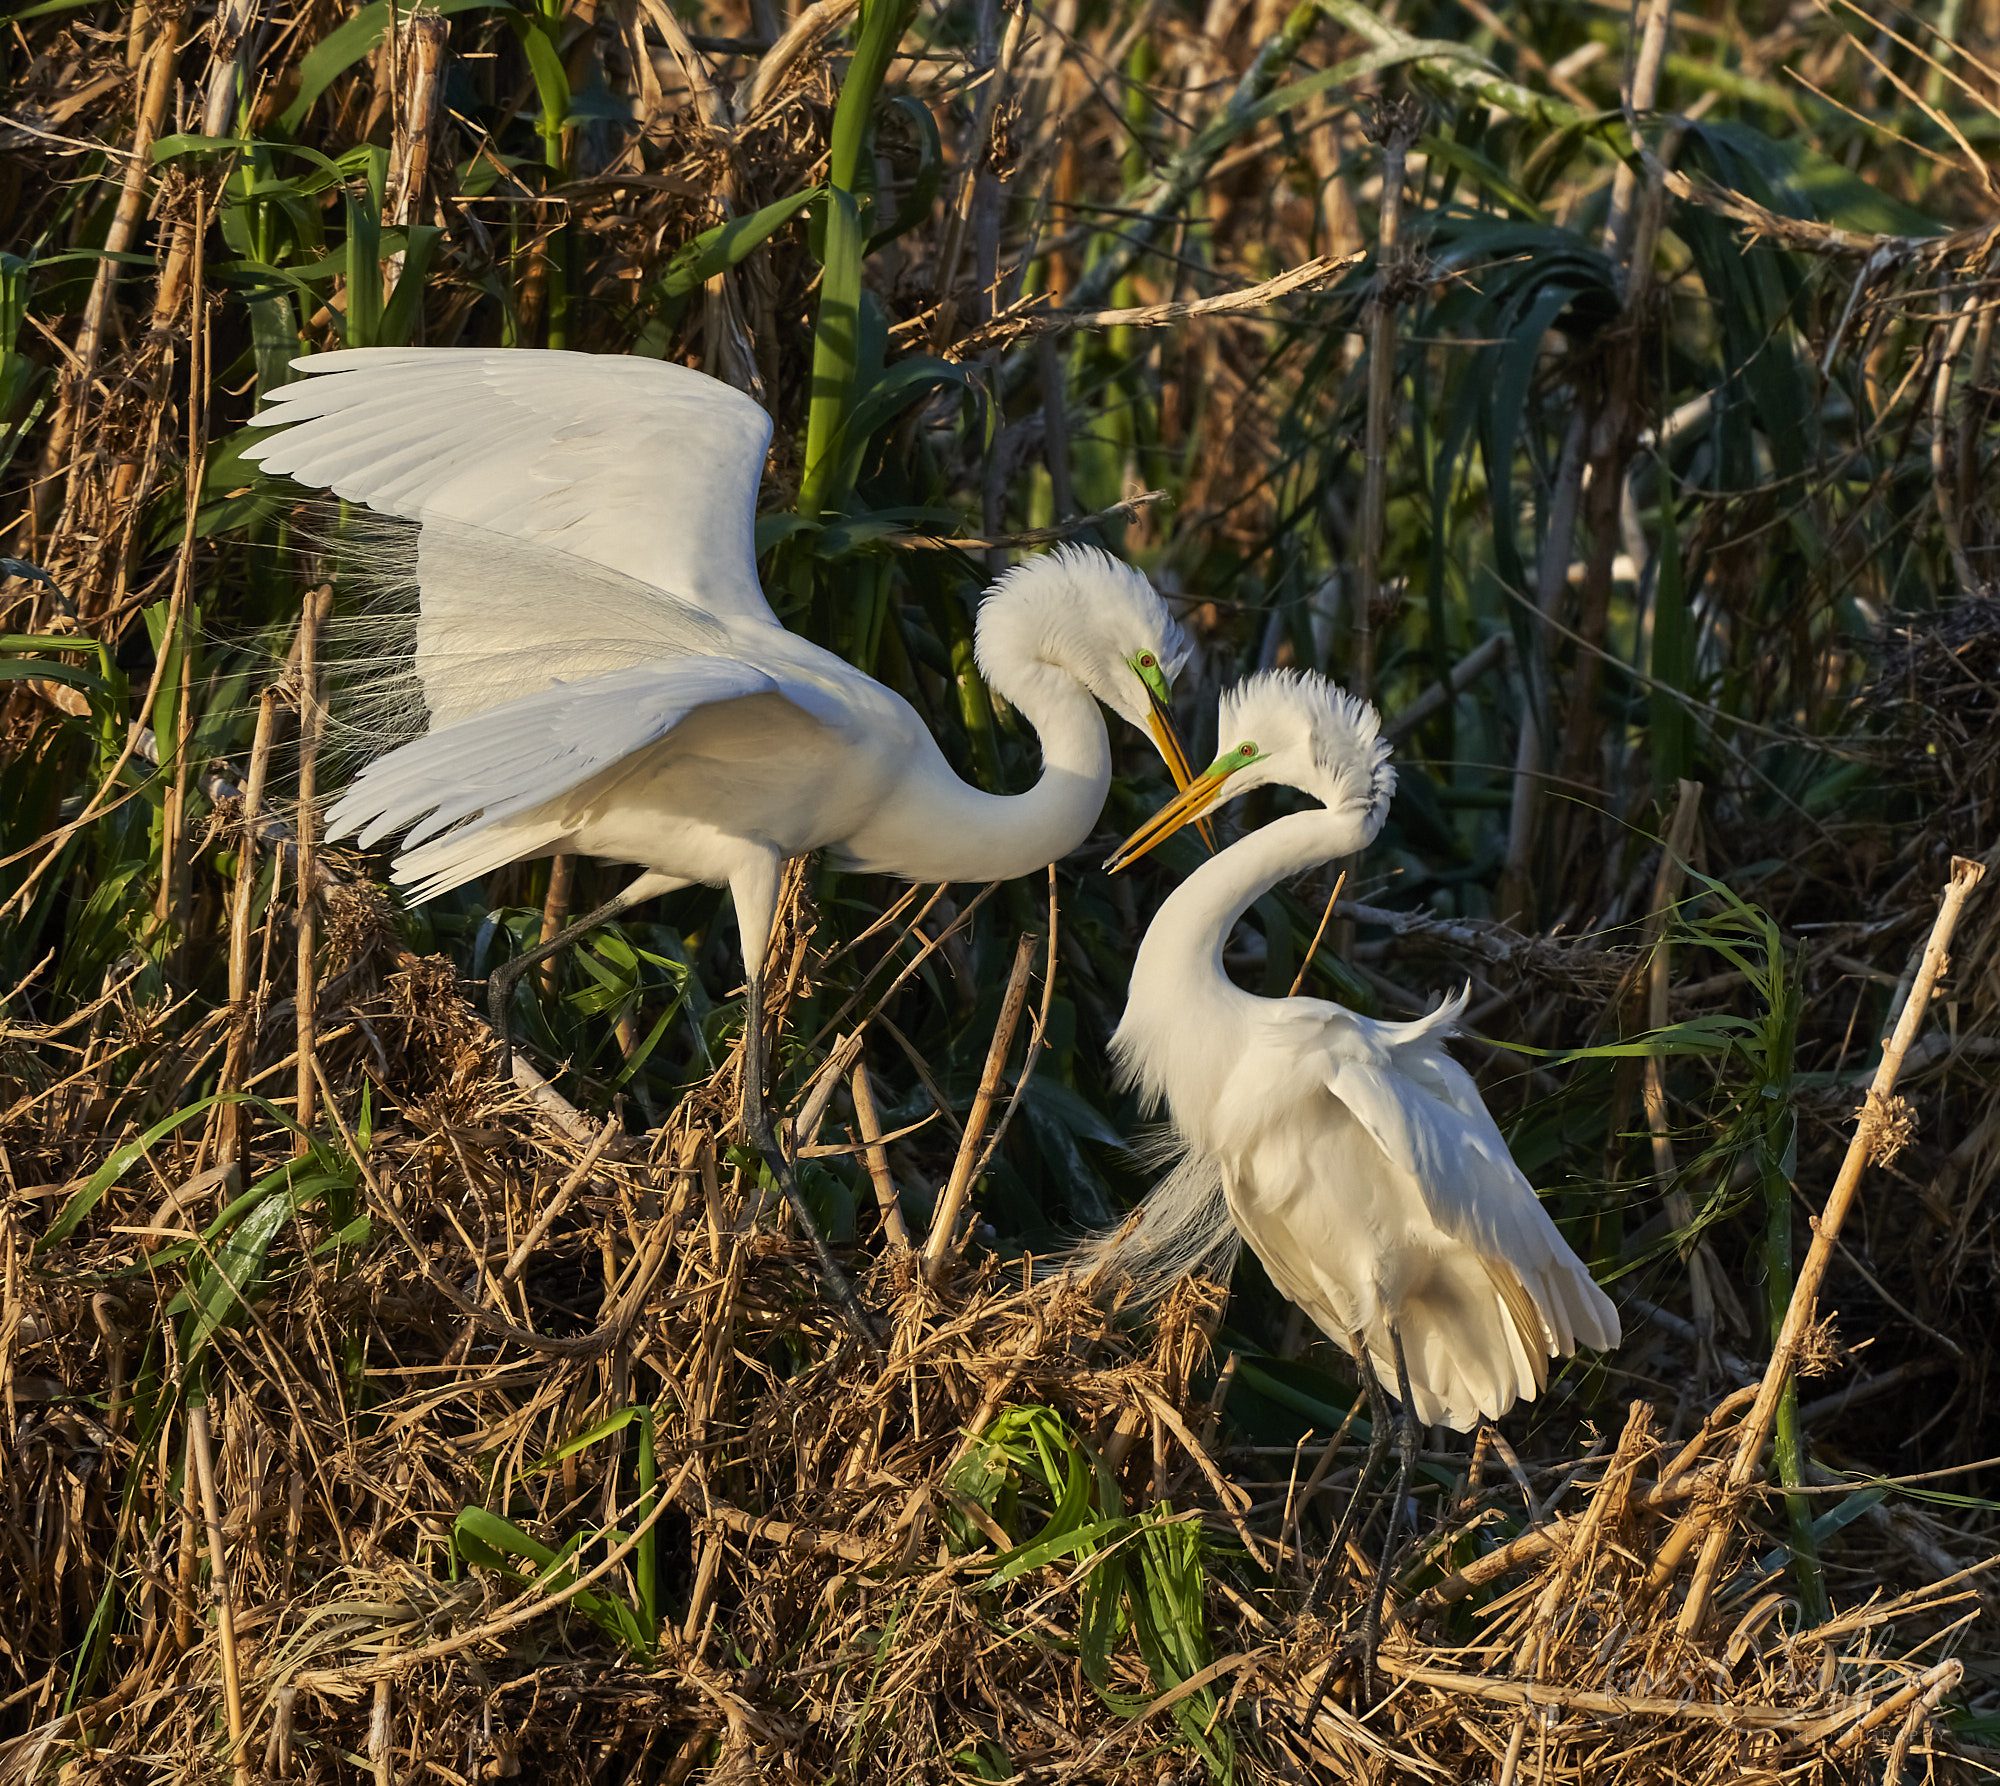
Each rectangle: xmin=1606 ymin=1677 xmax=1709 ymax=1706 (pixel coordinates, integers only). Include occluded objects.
xmin=245 ymin=347 xmax=1202 ymax=1345
xmin=1084 ymin=668 xmax=1619 ymax=1674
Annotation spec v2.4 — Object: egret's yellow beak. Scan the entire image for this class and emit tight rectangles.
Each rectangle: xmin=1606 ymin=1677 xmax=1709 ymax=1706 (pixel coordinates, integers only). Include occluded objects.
xmin=1143 ymin=695 xmax=1217 ymax=852
xmin=1107 ymin=759 xmax=1235 ymax=873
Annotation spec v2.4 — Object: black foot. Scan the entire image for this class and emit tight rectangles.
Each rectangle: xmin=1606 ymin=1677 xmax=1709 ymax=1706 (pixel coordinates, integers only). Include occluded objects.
xmin=746 ymin=1119 xmax=884 ymax=1361
xmin=1355 ymin=1330 xmax=1421 ymax=1706
xmin=488 ymin=959 xmax=526 ymax=1079
xmin=484 ymin=884 xmax=655 ymax=1082
xmin=1298 ymin=1344 xmax=1394 ymax=1736
xmin=740 ymin=974 xmax=882 ymax=1362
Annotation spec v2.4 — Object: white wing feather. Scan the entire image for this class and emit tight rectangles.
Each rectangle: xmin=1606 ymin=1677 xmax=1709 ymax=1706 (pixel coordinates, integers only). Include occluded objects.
xmin=325 ymin=658 xmax=828 ymax=904
xmin=1320 ymin=1015 xmax=1620 ymax=1355
xmin=244 ymin=348 xmax=778 ymax=629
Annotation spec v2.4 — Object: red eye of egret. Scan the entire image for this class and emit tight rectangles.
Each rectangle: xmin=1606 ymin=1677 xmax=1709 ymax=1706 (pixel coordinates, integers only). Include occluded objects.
xmin=1238 ymin=742 xmax=1257 ymax=756
xmin=1140 ymin=654 xmax=1156 ymax=668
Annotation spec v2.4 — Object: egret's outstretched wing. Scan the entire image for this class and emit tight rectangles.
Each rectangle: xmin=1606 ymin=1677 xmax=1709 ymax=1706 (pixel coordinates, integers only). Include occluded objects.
xmin=244 ymin=348 xmax=778 ymax=630
xmin=326 ymin=658 xmax=841 ymax=904
xmin=312 ymin=515 xmax=747 ymax=750
xmin=1318 ymin=1018 xmax=1619 ymax=1355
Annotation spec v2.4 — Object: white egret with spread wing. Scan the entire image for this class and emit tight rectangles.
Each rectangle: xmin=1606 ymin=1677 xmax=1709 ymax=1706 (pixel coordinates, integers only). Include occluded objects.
xmin=244 ymin=347 xmax=1203 ymax=1345
xmin=1081 ymin=669 xmax=1619 ymax=1675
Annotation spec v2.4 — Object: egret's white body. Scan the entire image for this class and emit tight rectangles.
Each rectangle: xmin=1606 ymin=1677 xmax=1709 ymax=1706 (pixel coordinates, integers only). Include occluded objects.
xmin=244 ymin=348 xmax=1196 ymax=989
xmin=1095 ymin=671 xmax=1619 ymax=1431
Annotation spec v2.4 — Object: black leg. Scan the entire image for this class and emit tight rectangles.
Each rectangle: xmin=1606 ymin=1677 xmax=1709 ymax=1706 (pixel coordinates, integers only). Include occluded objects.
xmin=740 ymin=965 xmax=883 ymax=1360
xmin=1306 ymin=1334 xmax=1392 ymax=1614
xmin=487 ymin=885 xmax=651 ymax=1076
xmin=1297 ymin=1334 xmax=1393 ymax=1738
xmin=1357 ymin=1325 xmax=1420 ymax=1706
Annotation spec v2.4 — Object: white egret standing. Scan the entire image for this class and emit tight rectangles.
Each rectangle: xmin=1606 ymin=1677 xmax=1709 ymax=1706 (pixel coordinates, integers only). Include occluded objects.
xmin=244 ymin=348 xmax=1203 ymax=1345
xmin=1083 ymin=669 xmax=1619 ymax=1676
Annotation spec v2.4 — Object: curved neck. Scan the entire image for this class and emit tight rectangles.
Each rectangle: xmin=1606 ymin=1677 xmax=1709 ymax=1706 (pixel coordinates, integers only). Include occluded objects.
xmin=1132 ymin=807 xmax=1356 ymax=1004
xmin=879 ymin=664 xmax=1112 ymax=883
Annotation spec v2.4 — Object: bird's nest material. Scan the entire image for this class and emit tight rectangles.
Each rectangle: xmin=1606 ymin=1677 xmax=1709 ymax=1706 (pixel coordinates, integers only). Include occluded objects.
xmin=0 ymin=900 xmax=1979 ymax=1783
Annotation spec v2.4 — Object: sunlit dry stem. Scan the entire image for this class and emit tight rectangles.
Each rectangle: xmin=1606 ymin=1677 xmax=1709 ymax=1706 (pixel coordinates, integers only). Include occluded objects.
xmin=1287 ymin=868 xmax=1347 ymax=998
xmin=216 ymin=689 xmax=279 ymax=1179
xmin=962 ymin=253 xmax=1356 ymax=352
xmin=955 ymin=869 xmax=1062 ymax=1204
xmin=502 ymin=1116 xmax=623 ymax=1283
xmin=384 ymin=10 xmax=449 ymax=239
xmin=34 ymin=14 xmax=185 ymax=532
xmin=537 ymin=853 xmax=577 ymax=998
xmin=850 ymin=1059 xmax=912 ymax=1250
xmin=924 ymin=933 xmax=1039 ymax=1281
xmin=369 ymin=1679 xmax=393 ymax=1785
xmin=188 ymin=1400 xmax=251 ymax=1786
xmin=293 ymin=586 xmax=332 ymax=1152
xmin=1673 ymin=855 xmax=1985 ymax=1634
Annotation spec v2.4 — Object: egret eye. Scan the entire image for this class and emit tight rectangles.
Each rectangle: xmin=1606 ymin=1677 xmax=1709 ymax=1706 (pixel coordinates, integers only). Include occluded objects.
xmin=1139 ymin=653 xmax=1156 ymax=669
xmin=1237 ymin=742 xmax=1257 ymax=757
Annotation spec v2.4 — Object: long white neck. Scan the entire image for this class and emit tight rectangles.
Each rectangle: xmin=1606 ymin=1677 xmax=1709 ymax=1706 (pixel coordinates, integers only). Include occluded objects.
xmin=1114 ymin=808 xmax=1359 ymax=1110
xmin=859 ymin=662 xmax=1113 ymax=883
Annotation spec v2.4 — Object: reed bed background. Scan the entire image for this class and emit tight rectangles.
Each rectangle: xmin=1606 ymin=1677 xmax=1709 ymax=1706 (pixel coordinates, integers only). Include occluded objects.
xmin=4 ymin=0 xmax=2000 ymax=1777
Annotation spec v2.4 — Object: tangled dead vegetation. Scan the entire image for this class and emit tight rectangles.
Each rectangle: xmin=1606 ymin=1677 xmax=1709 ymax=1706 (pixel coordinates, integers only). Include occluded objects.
xmin=0 ymin=867 xmax=1984 ymax=1783
xmin=10 ymin=0 xmax=2000 ymax=1775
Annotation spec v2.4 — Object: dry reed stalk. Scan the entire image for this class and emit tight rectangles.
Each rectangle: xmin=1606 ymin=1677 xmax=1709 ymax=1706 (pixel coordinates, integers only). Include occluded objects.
xmin=215 ymin=688 xmax=280 ymax=1178
xmin=34 ymin=15 xmax=185 ymax=533
xmin=1674 ymin=854 xmax=1986 ymax=1632
xmin=1422 ymin=1386 xmax=1758 ymax=1611
xmin=1638 ymin=779 xmax=1726 ymax=1355
xmin=786 ymin=1028 xmax=866 ymax=1153
xmin=966 ymin=253 xmax=1357 ymax=351
xmin=188 ymin=1398 xmax=252 ymax=1786
xmin=1287 ymin=867 xmax=1347 ymax=997
xmin=848 ymin=1056 xmax=912 ymax=1250
xmin=536 ymin=853 xmax=578 ymax=997
xmin=923 ymin=932 xmax=1039 ymax=1280
xmin=385 ymin=9 xmax=449 ymax=237
xmin=293 ymin=586 xmax=332 ymax=1151
xmin=502 ymin=1114 xmax=622 ymax=1282
xmin=1352 ymin=97 xmax=1421 ymax=701
xmin=148 ymin=0 xmax=262 ymax=316
xmin=155 ymin=184 xmax=214 ymax=977
xmin=368 ymin=1677 xmax=394 ymax=1784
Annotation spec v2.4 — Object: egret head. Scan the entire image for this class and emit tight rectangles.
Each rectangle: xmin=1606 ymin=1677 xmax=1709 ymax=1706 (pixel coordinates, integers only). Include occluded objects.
xmin=974 ymin=545 xmax=1200 ymax=798
xmin=1107 ymin=669 xmax=1394 ymax=870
